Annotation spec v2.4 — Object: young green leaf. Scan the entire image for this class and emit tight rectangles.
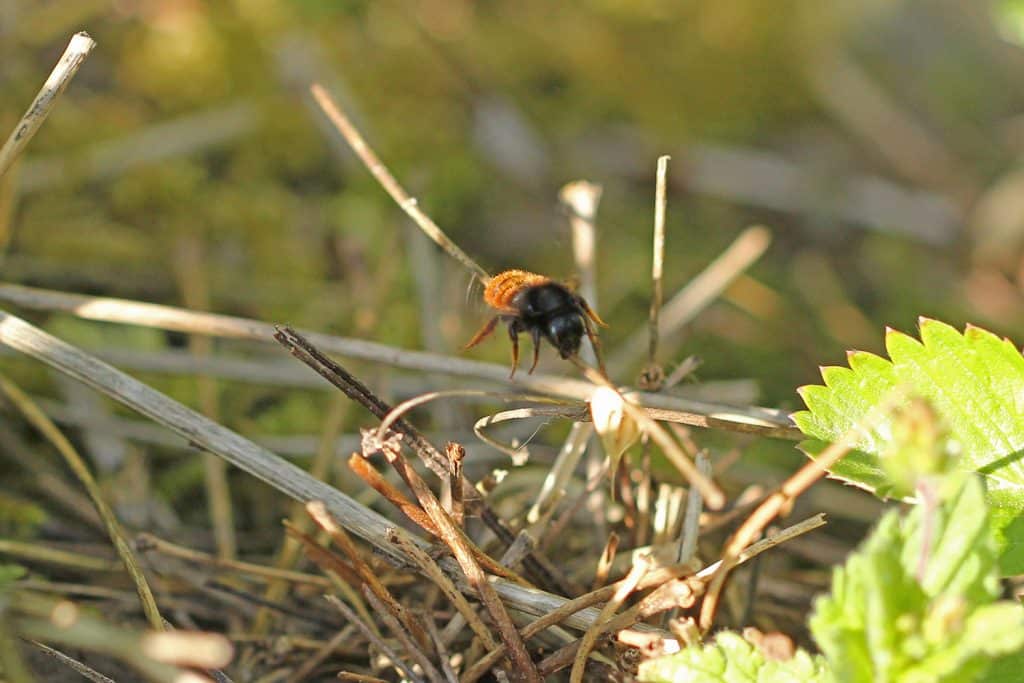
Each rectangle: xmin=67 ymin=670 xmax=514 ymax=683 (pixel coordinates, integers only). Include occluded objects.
xmin=637 ymin=631 xmax=833 ymax=683
xmin=792 ymin=319 xmax=1024 ymax=571
xmin=809 ymin=475 xmax=1024 ymax=683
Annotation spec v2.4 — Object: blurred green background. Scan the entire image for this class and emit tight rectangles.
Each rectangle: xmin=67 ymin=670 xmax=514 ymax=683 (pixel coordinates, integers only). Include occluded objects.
xmin=4 ymin=1 xmax=1024 ymax=529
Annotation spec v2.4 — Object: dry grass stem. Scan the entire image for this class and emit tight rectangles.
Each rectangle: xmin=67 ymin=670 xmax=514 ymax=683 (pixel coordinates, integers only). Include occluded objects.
xmin=385 ymin=528 xmax=499 ymax=653
xmin=644 ymin=155 xmax=671 ymax=388
xmin=337 ymin=673 xmax=389 ymax=683
xmin=283 ymin=627 xmax=354 ymax=683
xmin=362 ymin=588 xmax=445 ymax=683
xmin=325 ymin=594 xmax=422 ymax=683
xmin=609 ymin=225 xmax=773 ymax=372
xmin=0 ymin=282 xmax=799 ymax=438
xmin=698 ymin=428 xmax=852 ymax=629
xmin=0 ymin=539 xmax=120 ymax=572
xmin=461 ymin=513 xmax=824 ymax=682
xmin=135 ymin=533 xmax=331 ymax=588
xmin=253 ymin=395 xmax=349 ymax=634
xmin=0 ymin=308 xmax=416 ymax=564
xmin=348 ymin=454 xmax=440 ymax=534
xmin=591 ymin=532 xmax=620 ymax=591
xmin=375 ymin=389 xmax=570 ymax=445
xmin=274 ymin=325 xmax=572 ymax=593
xmin=310 ymin=83 xmax=490 ymax=284
xmin=28 ymin=641 xmax=115 ymax=683
xmin=678 ymin=452 xmax=711 ymax=564
xmin=305 ymin=501 xmax=432 ymax=653
xmin=576 ymin=361 xmax=725 ymax=509
xmin=560 ymin=179 xmax=603 ymax=362
xmin=0 ymin=32 xmax=96 ymax=177
xmin=445 ymin=442 xmax=465 ymax=526
xmin=281 ymin=521 xmax=365 ymax=592
xmin=370 ymin=439 xmax=542 ymax=682
xmin=423 ymin=618 xmax=460 ymax=683
xmin=173 ymin=236 xmax=236 ymax=561
xmin=0 ymin=374 xmax=164 ymax=630
xmin=569 ymin=555 xmax=652 ymax=683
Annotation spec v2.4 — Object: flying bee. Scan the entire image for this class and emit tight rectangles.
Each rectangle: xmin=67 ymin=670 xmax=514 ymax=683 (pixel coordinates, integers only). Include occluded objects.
xmin=464 ymin=269 xmax=607 ymax=378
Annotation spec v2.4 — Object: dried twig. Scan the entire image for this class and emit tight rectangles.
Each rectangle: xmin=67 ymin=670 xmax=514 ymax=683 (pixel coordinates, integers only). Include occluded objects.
xmin=310 ymin=83 xmax=490 ymax=283
xmin=0 ymin=32 xmax=96 ymax=177
xmin=371 ymin=438 xmax=541 ymax=683
xmin=385 ymin=528 xmax=499 ymax=653
xmin=274 ymin=325 xmax=573 ymax=594
xmin=305 ymin=501 xmax=432 ymax=653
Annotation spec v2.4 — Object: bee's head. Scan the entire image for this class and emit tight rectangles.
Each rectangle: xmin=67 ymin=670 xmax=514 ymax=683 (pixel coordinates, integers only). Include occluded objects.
xmin=546 ymin=313 xmax=584 ymax=358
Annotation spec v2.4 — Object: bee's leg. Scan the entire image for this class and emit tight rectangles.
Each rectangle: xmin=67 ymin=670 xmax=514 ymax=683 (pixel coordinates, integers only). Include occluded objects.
xmin=507 ymin=319 xmax=522 ymax=379
xmin=528 ymin=326 xmax=542 ymax=374
xmin=464 ymin=316 xmax=499 ymax=349
xmin=582 ymin=314 xmax=607 ymax=376
xmin=576 ymin=295 xmax=608 ymax=328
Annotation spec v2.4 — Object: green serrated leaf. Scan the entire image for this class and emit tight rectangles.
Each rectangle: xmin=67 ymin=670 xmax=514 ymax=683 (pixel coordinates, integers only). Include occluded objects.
xmin=637 ymin=631 xmax=833 ymax=683
xmin=793 ymin=320 xmax=1024 ymax=572
xmin=810 ymin=476 xmax=1024 ymax=683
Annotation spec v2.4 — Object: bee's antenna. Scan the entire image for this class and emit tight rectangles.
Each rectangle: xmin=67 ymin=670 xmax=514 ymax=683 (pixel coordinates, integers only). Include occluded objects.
xmin=311 ymin=84 xmax=492 ymax=287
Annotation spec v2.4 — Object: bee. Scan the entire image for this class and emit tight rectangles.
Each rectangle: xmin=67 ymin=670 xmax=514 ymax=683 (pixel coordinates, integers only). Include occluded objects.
xmin=464 ymin=269 xmax=607 ymax=377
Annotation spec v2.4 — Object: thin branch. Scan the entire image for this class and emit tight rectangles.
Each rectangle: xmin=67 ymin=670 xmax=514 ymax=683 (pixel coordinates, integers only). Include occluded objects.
xmin=0 ymin=282 xmax=799 ymax=438
xmin=0 ymin=32 xmax=96 ymax=178
xmin=274 ymin=325 xmax=575 ymax=595
xmin=310 ymin=83 xmax=490 ymax=283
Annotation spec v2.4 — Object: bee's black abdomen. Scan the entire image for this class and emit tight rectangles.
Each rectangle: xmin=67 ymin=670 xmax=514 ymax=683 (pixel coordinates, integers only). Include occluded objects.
xmin=517 ymin=283 xmax=575 ymax=319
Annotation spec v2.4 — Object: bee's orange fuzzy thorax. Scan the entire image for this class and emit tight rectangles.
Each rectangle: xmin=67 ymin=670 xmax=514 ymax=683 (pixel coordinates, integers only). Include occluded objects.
xmin=483 ymin=269 xmax=551 ymax=312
